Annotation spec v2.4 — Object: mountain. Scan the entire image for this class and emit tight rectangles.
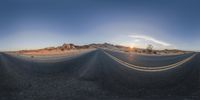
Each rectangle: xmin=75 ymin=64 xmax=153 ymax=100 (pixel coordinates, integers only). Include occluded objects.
xmin=16 ymin=43 xmax=189 ymax=56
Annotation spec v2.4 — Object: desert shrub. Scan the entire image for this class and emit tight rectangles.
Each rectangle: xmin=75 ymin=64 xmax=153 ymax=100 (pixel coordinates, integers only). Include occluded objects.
xmin=146 ymin=44 xmax=154 ymax=54
xmin=61 ymin=48 xmax=64 ymax=51
xmin=142 ymin=50 xmax=146 ymax=53
xmin=134 ymin=49 xmax=138 ymax=52
xmin=124 ymin=50 xmax=129 ymax=52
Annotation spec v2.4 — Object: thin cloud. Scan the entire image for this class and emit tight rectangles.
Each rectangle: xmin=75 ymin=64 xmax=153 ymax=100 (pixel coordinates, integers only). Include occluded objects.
xmin=129 ymin=35 xmax=171 ymax=46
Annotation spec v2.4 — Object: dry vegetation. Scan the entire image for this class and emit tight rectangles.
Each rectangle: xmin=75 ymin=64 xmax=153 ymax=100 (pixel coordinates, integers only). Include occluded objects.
xmin=13 ymin=43 xmax=190 ymax=57
xmin=16 ymin=43 xmax=93 ymax=56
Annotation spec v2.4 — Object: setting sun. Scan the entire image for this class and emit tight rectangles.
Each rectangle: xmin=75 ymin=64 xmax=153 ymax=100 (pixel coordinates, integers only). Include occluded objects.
xmin=129 ymin=45 xmax=134 ymax=49
xmin=0 ymin=0 xmax=200 ymax=99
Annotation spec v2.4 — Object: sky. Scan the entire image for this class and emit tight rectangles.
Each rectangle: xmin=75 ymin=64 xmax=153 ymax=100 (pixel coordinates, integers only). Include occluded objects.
xmin=0 ymin=0 xmax=200 ymax=51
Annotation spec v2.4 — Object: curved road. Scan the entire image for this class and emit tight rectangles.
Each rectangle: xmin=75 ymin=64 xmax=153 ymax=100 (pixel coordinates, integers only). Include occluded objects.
xmin=0 ymin=49 xmax=200 ymax=100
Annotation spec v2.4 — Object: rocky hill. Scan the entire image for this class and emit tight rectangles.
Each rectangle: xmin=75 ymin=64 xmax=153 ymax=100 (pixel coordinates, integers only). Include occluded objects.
xmin=16 ymin=43 xmax=189 ymax=56
xmin=17 ymin=43 xmax=92 ymax=55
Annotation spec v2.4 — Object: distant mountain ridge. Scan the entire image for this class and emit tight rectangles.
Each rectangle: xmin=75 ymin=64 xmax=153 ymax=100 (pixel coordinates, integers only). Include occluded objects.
xmin=18 ymin=43 xmax=117 ymax=52
xmin=16 ymin=43 xmax=190 ymax=55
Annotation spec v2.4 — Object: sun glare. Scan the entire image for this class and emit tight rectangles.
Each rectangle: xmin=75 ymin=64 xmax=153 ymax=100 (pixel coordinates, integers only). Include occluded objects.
xmin=129 ymin=45 xmax=134 ymax=49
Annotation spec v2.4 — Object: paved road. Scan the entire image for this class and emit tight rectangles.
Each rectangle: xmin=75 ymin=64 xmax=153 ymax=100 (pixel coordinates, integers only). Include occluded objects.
xmin=0 ymin=49 xmax=200 ymax=100
xmin=105 ymin=49 xmax=195 ymax=67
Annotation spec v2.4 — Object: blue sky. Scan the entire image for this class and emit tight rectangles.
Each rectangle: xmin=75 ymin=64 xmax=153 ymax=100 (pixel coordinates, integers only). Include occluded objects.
xmin=0 ymin=0 xmax=200 ymax=51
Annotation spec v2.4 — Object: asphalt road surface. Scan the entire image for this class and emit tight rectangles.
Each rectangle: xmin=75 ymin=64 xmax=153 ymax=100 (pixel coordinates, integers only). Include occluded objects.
xmin=0 ymin=49 xmax=200 ymax=100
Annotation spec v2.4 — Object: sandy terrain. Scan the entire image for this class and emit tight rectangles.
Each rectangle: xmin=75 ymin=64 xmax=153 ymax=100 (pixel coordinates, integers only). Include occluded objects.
xmin=103 ymin=48 xmax=190 ymax=56
xmin=9 ymin=48 xmax=96 ymax=62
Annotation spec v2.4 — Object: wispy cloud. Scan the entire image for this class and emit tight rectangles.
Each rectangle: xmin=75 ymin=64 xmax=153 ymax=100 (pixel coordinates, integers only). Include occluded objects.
xmin=129 ymin=35 xmax=171 ymax=46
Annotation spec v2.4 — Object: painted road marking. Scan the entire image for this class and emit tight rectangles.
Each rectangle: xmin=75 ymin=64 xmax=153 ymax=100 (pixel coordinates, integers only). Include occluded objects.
xmin=103 ymin=51 xmax=196 ymax=72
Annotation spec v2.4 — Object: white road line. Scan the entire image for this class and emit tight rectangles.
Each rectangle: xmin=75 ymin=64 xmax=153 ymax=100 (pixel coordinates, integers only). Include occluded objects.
xmin=103 ymin=51 xmax=196 ymax=72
